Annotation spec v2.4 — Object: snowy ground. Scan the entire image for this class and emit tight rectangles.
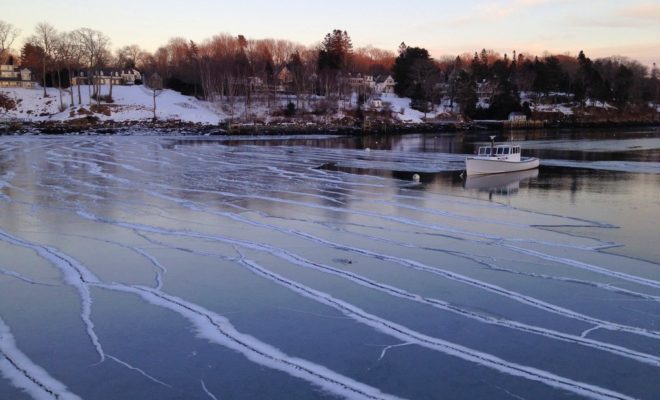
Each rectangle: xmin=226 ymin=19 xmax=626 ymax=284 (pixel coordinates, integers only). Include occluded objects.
xmin=2 ymin=85 xmax=654 ymax=127
xmin=532 ymin=103 xmax=575 ymax=115
xmin=0 ymin=85 xmax=463 ymax=125
xmin=381 ymin=93 xmax=457 ymax=123
xmin=0 ymin=85 xmax=223 ymax=124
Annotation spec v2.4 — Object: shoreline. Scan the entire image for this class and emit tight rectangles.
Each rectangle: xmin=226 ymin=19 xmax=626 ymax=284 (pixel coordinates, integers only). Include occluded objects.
xmin=1 ymin=117 xmax=659 ymax=136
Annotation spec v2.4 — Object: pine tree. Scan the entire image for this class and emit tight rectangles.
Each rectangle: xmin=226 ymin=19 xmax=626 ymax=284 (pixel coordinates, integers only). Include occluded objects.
xmin=318 ymin=29 xmax=353 ymax=71
xmin=652 ymin=63 xmax=659 ymax=104
xmin=480 ymin=48 xmax=488 ymax=65
xmin=456 ymin=70 xmax=478 ymax=118
xmin=392 ymin=46 xmax=434 ymax=98
xmin=613 ymin=65 xmax=633 ymax=107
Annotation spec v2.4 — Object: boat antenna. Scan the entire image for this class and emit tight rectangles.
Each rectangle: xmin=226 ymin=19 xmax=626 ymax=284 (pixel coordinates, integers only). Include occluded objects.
xmin=490 ymin=135 xmax=496 ymax=155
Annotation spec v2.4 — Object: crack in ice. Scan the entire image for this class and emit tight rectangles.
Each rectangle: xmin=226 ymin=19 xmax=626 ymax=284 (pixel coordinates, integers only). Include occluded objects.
xmin=0 ymin=317 xmax=83 ymax=400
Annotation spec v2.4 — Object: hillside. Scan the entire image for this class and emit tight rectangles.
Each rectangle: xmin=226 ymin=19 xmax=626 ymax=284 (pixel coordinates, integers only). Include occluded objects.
xmin=1 ymin=85 xmax=658 ymax=131
xmin=0 ymin=85 xmax=223 ymax=124
xmin=0 ymin=85 xmax=456 ymax=125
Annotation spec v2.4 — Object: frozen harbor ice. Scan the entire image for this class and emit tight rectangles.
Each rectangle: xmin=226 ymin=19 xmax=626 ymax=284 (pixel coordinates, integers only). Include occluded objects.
xmin=0 ymin=132 xmax=659 ymax=399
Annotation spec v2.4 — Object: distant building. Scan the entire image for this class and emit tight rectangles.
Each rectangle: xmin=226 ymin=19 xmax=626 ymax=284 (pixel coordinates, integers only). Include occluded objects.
xmin=276 ymin=66 xmax=293 ymax=85
xmin=248 ymin=76 xmax=264 ymax=88
xmin=342 ymin=73 xmax=375 ymax=90
xmin=508 ymin=112 xmax=527 ymax=122
xmin=0 ymin=64 xmax=36 ymax=88
xmin=369 ymin=96 xmax=384 ymax=110
xmin=477 ymin=80 xmax=496 ymax=105
xmin=71 ymin=69 xmax=142 ymax=86
xmin=375 ymin=75 xmax=395 ymax=94
xmin=272 ymin=66 xmax=294 ymax=92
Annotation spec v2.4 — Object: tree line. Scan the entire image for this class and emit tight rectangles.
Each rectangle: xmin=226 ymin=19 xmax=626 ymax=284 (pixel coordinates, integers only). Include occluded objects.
xmin=393 ymin=45 xmax=659 ymax=119
xmin=1 ymin=19 xmax=658 ymax=120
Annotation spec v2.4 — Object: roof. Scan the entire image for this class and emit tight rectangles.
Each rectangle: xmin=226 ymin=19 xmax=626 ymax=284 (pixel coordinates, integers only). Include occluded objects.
xmin=1 ymin=64 xmax=32 ymax=74
xmin=375 ymin=75 xmax=393 ymax=83
xmin=75 ymin=68 xmax=141 ymax=76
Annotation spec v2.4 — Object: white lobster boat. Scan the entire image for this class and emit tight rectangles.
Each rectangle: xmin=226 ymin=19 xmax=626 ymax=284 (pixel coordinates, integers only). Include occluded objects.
xmin=465 ymin=136 xmax=539 ymax=176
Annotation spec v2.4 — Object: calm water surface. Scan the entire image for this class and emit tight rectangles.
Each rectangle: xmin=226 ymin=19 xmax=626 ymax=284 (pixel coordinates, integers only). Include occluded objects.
xmin=0 ymin=128 xmax=658 ymax=400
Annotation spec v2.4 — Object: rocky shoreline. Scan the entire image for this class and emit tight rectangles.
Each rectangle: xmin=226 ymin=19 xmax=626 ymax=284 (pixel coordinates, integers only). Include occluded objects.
xmin=1 ymin=117 xmax=659 ymax=136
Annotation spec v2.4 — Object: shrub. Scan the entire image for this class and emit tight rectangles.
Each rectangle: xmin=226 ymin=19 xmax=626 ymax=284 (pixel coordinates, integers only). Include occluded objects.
xmin=284 ymin=102 xmax=296 ymax=117
xmin=0 ymin=93 xmax=16 ymax=111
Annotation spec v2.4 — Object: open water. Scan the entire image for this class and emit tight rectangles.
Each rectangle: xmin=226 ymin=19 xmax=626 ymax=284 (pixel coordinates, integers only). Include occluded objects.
xmin=0 ymin=128 xmax=658 ymax=399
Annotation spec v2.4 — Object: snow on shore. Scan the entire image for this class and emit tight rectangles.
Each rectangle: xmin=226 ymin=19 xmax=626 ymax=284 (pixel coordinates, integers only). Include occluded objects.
xmin=381 ymin=93 xmax=454 ymax=123
xmin=1 ymin=85 xmax=461 ymax=126
xmin=1 ymin=85 xmax=223 ymax=124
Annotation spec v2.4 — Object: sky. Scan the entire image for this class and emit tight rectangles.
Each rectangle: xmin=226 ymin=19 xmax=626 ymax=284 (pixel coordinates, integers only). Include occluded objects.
xmin=4 ymin=0 xmax=659 ymax=66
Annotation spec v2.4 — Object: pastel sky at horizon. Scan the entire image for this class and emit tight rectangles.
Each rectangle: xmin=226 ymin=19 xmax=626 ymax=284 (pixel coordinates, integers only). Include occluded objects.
xmin=4 ymin=0 xmax=659 ymax=66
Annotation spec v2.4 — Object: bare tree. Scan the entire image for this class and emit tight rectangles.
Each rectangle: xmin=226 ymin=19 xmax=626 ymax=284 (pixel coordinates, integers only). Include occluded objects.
xmin=74 ymin=28 xmax=111 ymax=105
xmin=116 ymin=44 xmax=146 ymax=69
xmin=56 ymin=32 xmax=83 ymax=107
xmin=146 ymin=72 xmax=163 ymax=120
xmin=29 ymin=22 xmax=58 ymax=97
xmin=0 ymin=20 xmax=19 ymax=63
xmin=51 ymin=35 xmax=66 ymax=110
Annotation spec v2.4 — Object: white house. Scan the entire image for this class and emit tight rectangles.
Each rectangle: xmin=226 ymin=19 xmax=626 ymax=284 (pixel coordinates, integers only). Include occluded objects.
xmin=369 ymin=96 xmax=384 ymax=110
xmin=375 ymin=75 xmax=395 ymax=94
xmin=248 ymin=76 xmax=264 ymax=88
xmin=508 ymin=112 xmax=527 ymax=122
xmin=477 ymin=80 xmax=497 ymax=106
xmin=0 ymin=65 xmax=36 ymax=88
xmin=71 ymin=68 xmax=142 ymax=86
xmin=342 ymin=73 xmax=376 ymax=90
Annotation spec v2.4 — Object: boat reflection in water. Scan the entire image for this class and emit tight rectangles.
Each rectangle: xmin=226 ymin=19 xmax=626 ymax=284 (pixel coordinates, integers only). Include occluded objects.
xmin=464 ymin=168 xmax=538 ymax=198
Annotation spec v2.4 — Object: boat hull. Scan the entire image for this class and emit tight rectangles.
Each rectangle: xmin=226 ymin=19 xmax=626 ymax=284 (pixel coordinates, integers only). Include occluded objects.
xmin=465 ymin=157 xmax=539 ymax=176
xmin=464 ymin=168 xmax=539 ymax=190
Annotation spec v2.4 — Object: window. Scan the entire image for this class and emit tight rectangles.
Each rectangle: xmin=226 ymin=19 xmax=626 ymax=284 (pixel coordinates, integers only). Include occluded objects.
xmin=503 ymin=147 xmax=510 ymax=155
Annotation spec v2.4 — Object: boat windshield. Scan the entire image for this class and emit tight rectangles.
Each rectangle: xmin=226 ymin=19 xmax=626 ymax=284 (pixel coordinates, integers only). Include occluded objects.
xmin=479 ymin=145 xmax=515 ymax=156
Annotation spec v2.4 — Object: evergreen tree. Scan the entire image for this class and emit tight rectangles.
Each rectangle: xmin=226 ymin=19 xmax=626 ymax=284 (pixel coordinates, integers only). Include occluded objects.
xmin=612 ymin=65 xmax=633 ymax=107
xmin=489 ymin=90 xmax=521 ymax=119
xmin=573 ymin=51 xmax=606 ymax=103
xmin=471 ymin=51 xmax=488 ymax=81
xmin=491 ymin=58 xmax=510 ymax=82
xmin=480 ymin=48 xmax=488 ymax=65
xmin=489 ymin=76 xmax=522 ymax=119
xmin=544 ymin=56 xmax=569 ymax=93
xmin=410 ymin=83 xmax=430 ymax=114
xmin=20 ymin=43 xmax=45 ymax=76
xmin=456 ymin=70 xmax=478 ymax=118
xmin=317 ymin=29 xmax=353 ymax=97
xmin=391 ymin=46 xmax=433 ymax=97
xmin=318 ymin=29 xmax=353 ymax=72
xmin=407 ymin=57 xmax=440 ymax=113
xmin=652 ymin=63 xmax=659 ymax=104
xmin=532 ymin=57 xmax=549 ymax=93
xmin=531 ymin=56 xmax=569 ymax=95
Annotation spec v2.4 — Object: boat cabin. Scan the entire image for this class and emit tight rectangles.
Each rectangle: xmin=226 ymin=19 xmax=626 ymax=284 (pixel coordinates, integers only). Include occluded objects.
xmin=477 ymin=145 xmax=521 ymax=157
xmin=465 ymin=140 xmax=539 ymax=175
